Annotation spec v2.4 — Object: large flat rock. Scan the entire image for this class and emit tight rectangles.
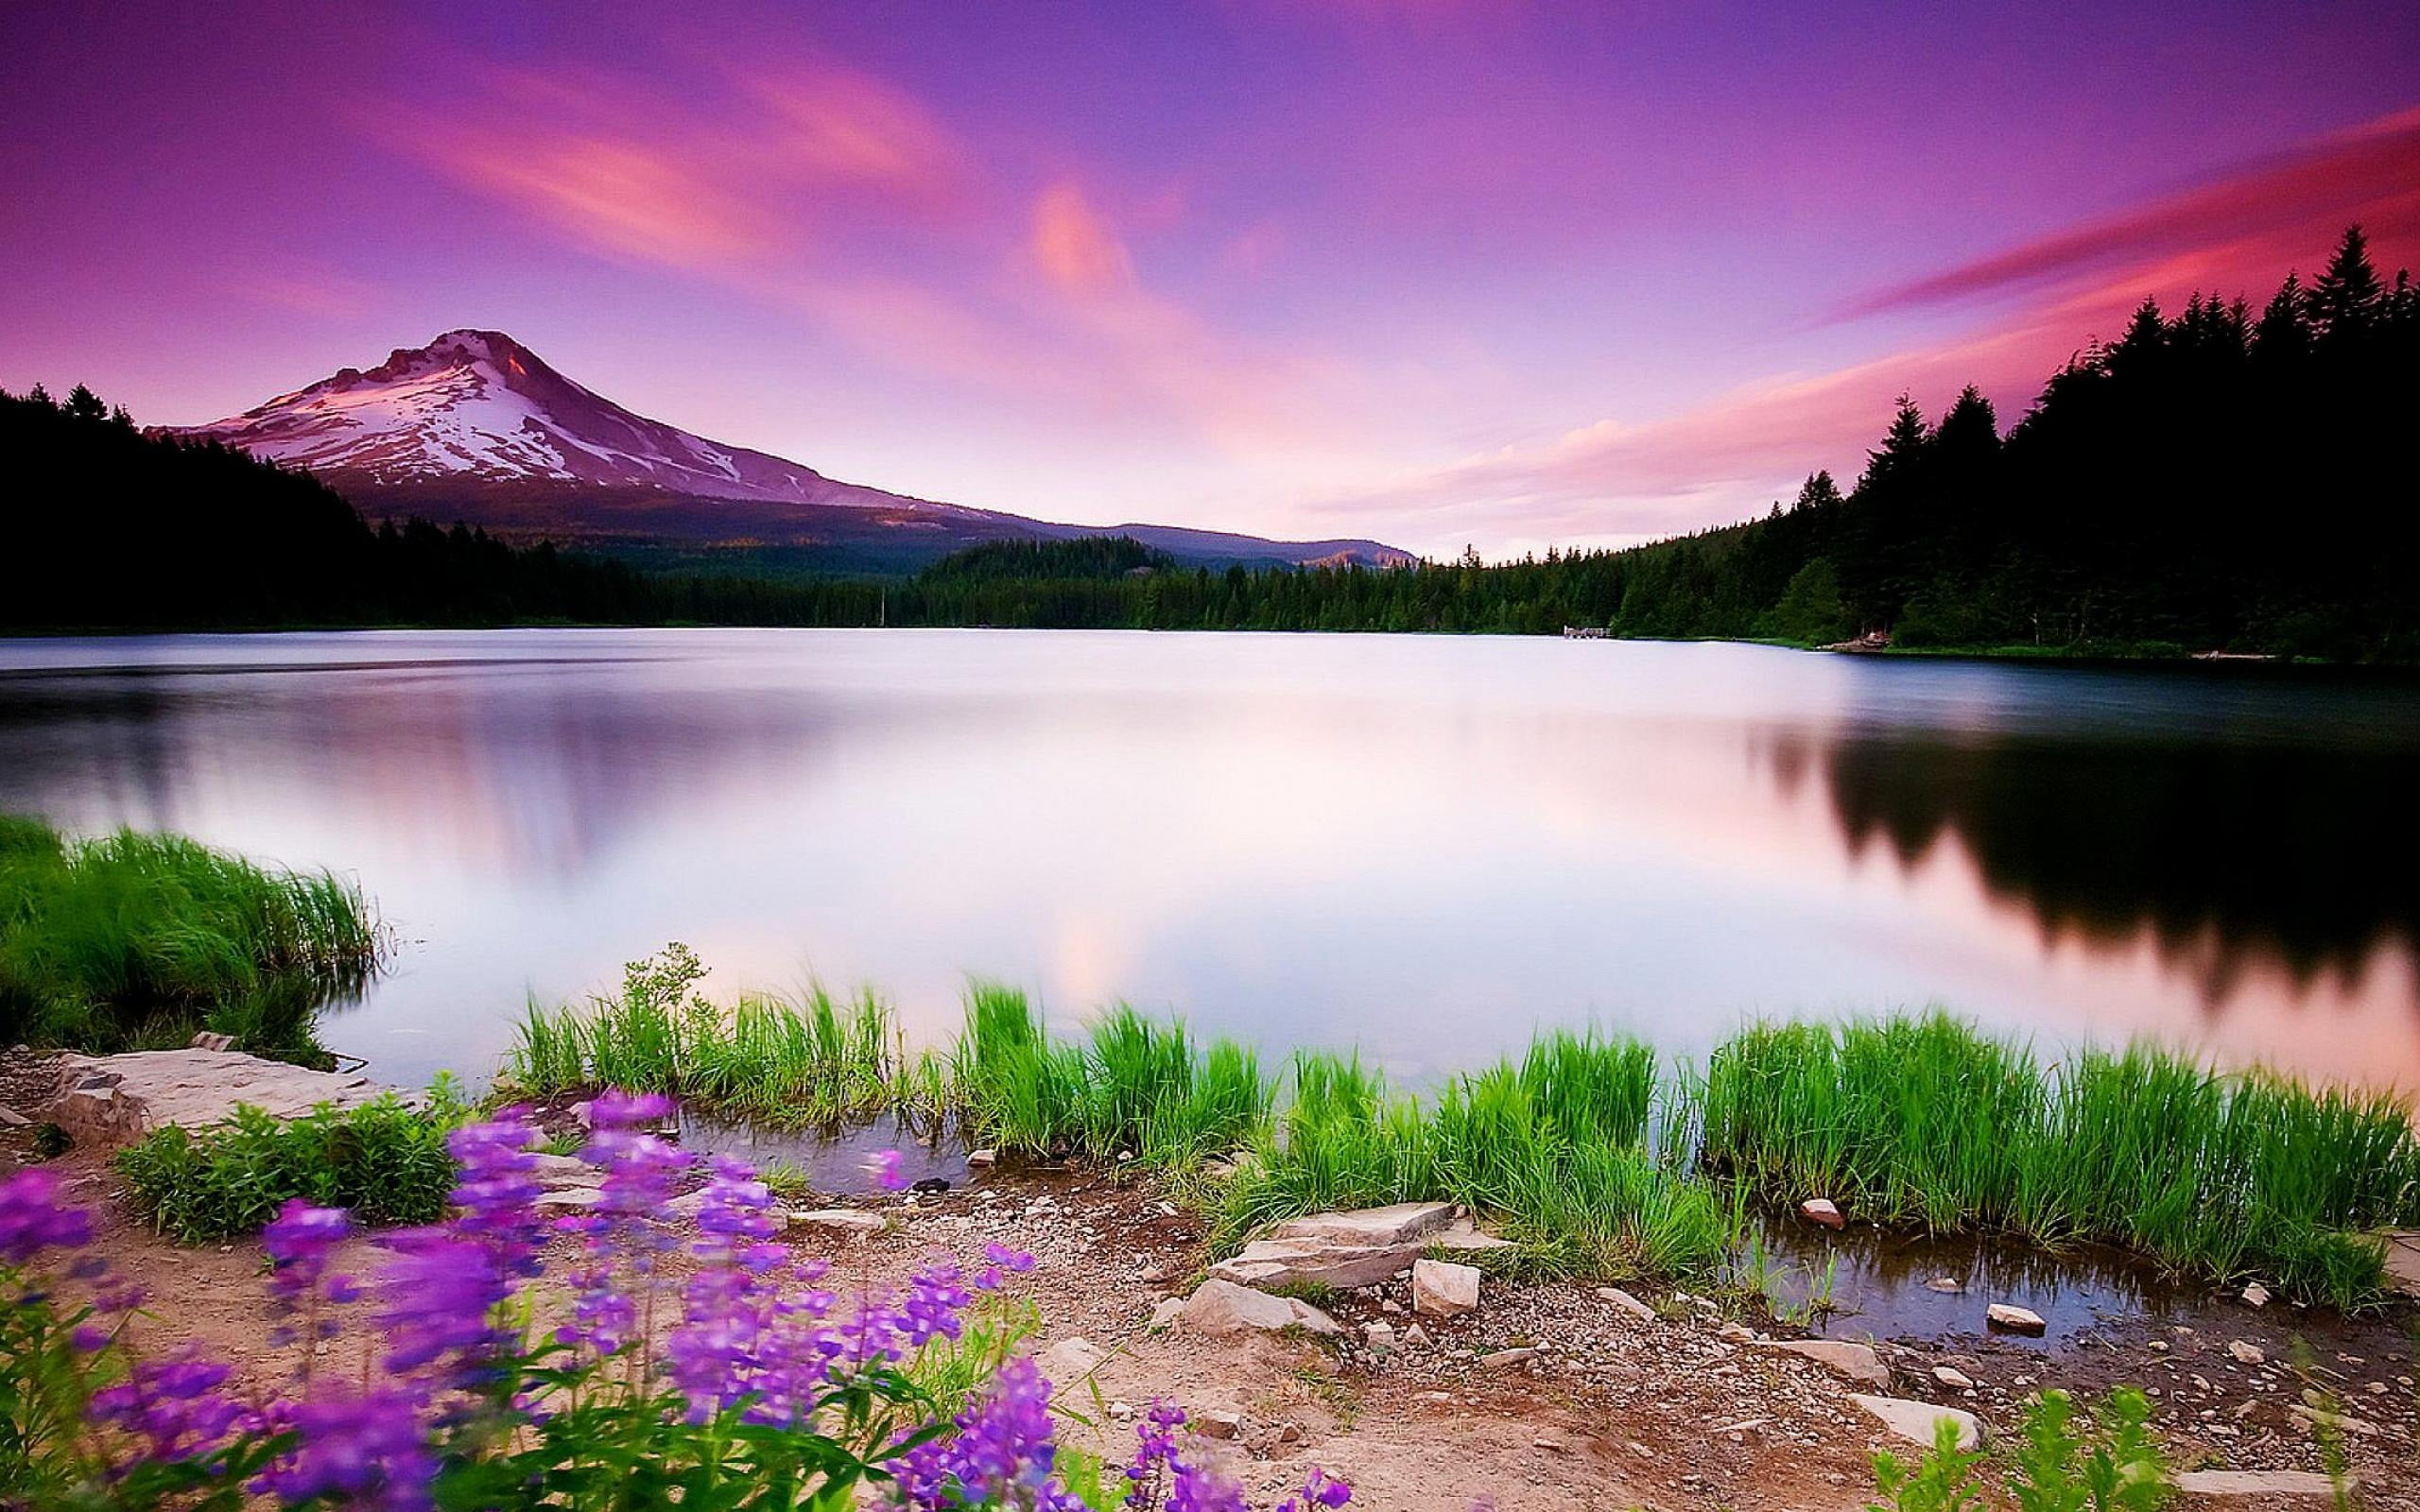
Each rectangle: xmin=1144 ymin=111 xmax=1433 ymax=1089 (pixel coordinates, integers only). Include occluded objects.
xmin=1269 ymin=1201 xmax=1458 ymax=1246
xmin=43 ymin=1049 xmax=403 ymax=1148
xmin=1207 ymin=1204 xmax=1512 ymax=1291
xmin=2377 ymin=1228 xmax=2420 ymax=1296
xmin=1180 ymin=1279 xmax=1343 ymax=1338
xmin=1847 ymin=1393 xmax=1980 ymax=1452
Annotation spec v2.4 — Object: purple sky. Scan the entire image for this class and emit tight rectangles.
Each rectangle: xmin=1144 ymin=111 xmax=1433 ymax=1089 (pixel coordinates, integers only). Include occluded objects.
xmin=6 ymin=1 xmax=2417 ymax=557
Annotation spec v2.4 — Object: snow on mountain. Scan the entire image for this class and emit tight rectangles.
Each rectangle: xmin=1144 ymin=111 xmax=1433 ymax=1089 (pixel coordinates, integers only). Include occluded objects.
xmin=164 ymin=330 xmax=915 ymax=508
xmin=163 ymin=330 xmax=1412 ymax=568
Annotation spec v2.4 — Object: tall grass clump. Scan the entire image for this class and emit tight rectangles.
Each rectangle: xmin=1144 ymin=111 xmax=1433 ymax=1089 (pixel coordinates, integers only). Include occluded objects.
xmin=0 ymin=815 xmax=377 ymax=1052
xmin=1700 ymin=1010 xmax=2420 ymax=1306
xmin=1219 ymin=1036 xmax=1728 ymax=1280
xmin=504 ymin=944 xmax=916 ymax=1125
xmin=955 ymin=988 xmax=1270 ymax=1165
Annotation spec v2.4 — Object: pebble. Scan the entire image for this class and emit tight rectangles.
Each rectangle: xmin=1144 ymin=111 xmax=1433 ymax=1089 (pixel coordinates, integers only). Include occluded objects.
xmin=1933 ymin=1366 xmax=1975 ymax=1390
xmin=2227 ymin=1340 xmax=2265 ymax=1365
xmin=1480 ymin=1347 xmax=1540 ymax=1369
xmin=2240 ymin=1282 xmax=2271 ymax=1308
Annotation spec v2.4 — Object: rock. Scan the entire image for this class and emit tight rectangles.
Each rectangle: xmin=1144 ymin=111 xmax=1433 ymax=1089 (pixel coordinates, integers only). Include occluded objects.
xmin=1209 ymin=1205 xmax=1508 ymax=1292
xmin=1108 ymin=1400 xmax=1132 ymax=1421
xmin=1986 ymin=1303 xmax=2047 ymax=1335
xmin=1933 ymin=1366 xmax=1975 ymax=1390
xmin=1362 ymin=1321 xmax=1396 ymax=1350
xmin=1925 ymin=1277 xmax=1964 ymax=1294
xmin=786 ymin=1209 xmax=887 ymax=1240
xmin=1479 ymin=1347 xmax=1538 ymax=1369
xmin=1757 ymin=1339 xmax=1890 ymax=1388
xmin=527 ymin=1153 xmax=603 ymax=1190
xmin=1799 ymin=1197 xmax=1845 ymax=1229
xmin=1207 ymin=1235 xmax=1415 ymax=1291
xmin=0 ymin=1107 xmax=31 ymax=1127
xmin=1039 ymin=1336 xmax=1109 ymax=1386
xmin=1596 ymin=1286 xmax=1657 ymax=1322
xmin=2376 ymin=1229 xmax=2420 ymax=1297
xmin=1195 ymin=1409 xmax=1243 ymax=1440
xmin=1138 ymin=1258 xmax=1185 ymax=1284
xmin=42 ymin=1049 xmax=403 ymax=1148
xmin=966 ymin=1148 xmax=996 ymax=1167
xmin=1531 ymin=1430 xmax=1571 ymax=1452
xmin=1379 ymin=1297 xmax=1402 ymax=1314
xmin=664 ymin=1190 xmax=710 ymax=1221
xmin=1718 ymin=1322 xmax=1755 ymax=1343
xmin=1848 ymin=1394 xmax=1981 ymax=1452
xmin=186 ymin=1032 xmax=235 ymax=1053
xmin=531 ymin=1186 xmax=605 ymax=1211
xmin=2226 ymin=1339 xmax=2264 ymax=1365
xmin=2173 ymin=1469 xmax=2355 ymax=1498
xmin=1275 ymin=1421 xmax=1302 ymax=1446
xmin=1403 ymin=1323 xmax=1431 ymax=1348
xmin=1271 ymin=1201 xmax=1457 ymax=1247
xmin=2239 ymin=1282 xmax=2271 ymax=1308
xmin=2288 ymin=1404 xmax=2379 ymax=1437
xmin=1411 ymin=1258 xmax=1480 ymax=1318
xmin=1178 ymin=1280 xmax=1342 ymax=1339
xmin=1148 ymin=1297 xmax=1184 ymax=1333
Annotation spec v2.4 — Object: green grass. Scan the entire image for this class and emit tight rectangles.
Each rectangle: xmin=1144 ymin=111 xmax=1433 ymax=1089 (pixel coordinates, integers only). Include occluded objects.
xmin=115 ymin=1083 xmax=466 ymax=1243
xmin=0 ymin=814 xmax=378 ymax=1053
xmin=1700 ymin=1012 xmax=2420 ymax=1307
xmin=504 ymin=943 xmax=927 ymax=1125
xmin=503 ymin=944 xmax=2420 ymax=1308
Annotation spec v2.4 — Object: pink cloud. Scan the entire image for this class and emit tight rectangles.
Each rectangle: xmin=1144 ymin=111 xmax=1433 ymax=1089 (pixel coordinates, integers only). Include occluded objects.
xmin=1029 ymin=181 xmax=1136 ymax=296
xmin=1844 ymin=106 xmax=2420 ymax=319
xmin=376 ymin=57 xmax=973 ymax=278
xmin=1313 ymin=105 xmax=2420 ymax=552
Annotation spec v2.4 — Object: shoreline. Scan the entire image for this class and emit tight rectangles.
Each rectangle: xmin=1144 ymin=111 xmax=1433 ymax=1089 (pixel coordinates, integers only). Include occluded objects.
xmin=15 ymin=1115 xmax=2416 ymax=1510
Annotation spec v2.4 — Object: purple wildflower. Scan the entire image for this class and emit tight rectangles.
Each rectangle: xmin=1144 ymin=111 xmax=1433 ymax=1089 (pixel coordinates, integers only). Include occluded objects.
xmin=873 ymin=1148 xmax=908 ymax=1193
xmin=889 ymin=1356 xmax=1087 ymax=1511
xmin=1124 ymin=1399 xmax=1188 ymax=1508
xmin=86 ymin=1349 xmax=243 ymax=1467
xmin=444 ymin=1111 xmax=546 ymax=1278
xmin=254 ymin=1388 xmax=435 ymax=1511
xmin=375 ymin=1229 xmax=512 ymax=1384
xmin=0 ymin=1167 xmax=93 ymax=1264
xmin=1274 ymin=1468 xmax=1354 ymax=1511
xmin=263 ymin=1199 xmax=354 ymax=1337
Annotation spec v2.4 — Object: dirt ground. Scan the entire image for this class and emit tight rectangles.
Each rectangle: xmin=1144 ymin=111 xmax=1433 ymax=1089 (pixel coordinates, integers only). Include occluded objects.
xmin=13 ymin=1123 xmax=2415 ymax=1512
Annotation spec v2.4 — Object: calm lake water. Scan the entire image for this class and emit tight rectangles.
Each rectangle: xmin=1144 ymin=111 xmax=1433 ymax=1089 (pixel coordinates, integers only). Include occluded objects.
xmin=2 ymin=629 xmax=2413 ymax=1094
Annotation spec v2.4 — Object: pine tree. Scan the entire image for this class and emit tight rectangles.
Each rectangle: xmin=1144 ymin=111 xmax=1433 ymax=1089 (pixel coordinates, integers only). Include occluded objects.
xmin=62 ymin=384 xmax=107 ymax=421
xmin=1860 ymin=395 xmax=1931 ymax=489
xmin=2308 ymin=224 xmax=2383 ymax=339
xmin=2254 ymin=273 xmax=2311 ymax=363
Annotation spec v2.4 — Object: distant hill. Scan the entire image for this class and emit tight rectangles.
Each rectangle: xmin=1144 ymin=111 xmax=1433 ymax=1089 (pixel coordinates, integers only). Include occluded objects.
xmin=157 ymin=330 xmax=1410 ymax=575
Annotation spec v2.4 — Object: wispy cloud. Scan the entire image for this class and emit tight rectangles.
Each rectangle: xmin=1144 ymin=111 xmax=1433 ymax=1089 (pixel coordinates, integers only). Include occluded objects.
xmin=1844 ymin=107 xmax=2420 ymax=319
xmin=1310 ymin=105 xmax=2420 ymax=550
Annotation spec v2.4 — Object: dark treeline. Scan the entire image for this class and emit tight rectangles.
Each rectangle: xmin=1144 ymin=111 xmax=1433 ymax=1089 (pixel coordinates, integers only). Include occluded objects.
xmin=752 ymin=228 xmax=2420 ymax=657
xmin=9 ymin=226 xmax=2413 ymax=653
xmin=0 ymin=387 xmax=845 ymax=630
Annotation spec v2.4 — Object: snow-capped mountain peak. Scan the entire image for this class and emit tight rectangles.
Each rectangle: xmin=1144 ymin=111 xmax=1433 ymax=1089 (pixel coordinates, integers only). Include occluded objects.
xmin=166 ymin=329 xmax=879 ymax=507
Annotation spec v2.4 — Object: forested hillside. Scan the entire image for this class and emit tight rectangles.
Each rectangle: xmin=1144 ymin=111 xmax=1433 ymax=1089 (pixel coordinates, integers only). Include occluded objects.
xmin=8 ymin=228 xmax=2413 ymax=655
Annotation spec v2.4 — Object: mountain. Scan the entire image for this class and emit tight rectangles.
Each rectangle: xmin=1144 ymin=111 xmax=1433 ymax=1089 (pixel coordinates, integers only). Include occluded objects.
xmin=161 ymin=331 xmax=1409 ymax=573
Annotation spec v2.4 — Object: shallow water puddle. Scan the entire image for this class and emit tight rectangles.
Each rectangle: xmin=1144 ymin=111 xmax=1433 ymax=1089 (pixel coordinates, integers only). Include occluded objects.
xmin=1753 ymin=1217 xmax=2185 ymax=1349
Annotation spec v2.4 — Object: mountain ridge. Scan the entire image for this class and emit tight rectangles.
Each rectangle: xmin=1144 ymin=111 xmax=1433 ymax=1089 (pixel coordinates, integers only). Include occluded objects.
xmin=160 ymin=331 xmax=1410 ymax=572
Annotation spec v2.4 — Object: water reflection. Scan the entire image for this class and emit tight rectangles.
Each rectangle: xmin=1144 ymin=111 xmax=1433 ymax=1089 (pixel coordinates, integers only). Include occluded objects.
xmin=0 ymin=631 xmax=2411 ymax=1091
xmin=1776 ymin=729 xmax=2420 ymax=1007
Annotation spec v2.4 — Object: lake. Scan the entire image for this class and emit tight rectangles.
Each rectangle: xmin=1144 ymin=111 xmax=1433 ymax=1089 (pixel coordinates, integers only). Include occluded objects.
xmin=1 ymin=629 xmax=2412 ymax=1094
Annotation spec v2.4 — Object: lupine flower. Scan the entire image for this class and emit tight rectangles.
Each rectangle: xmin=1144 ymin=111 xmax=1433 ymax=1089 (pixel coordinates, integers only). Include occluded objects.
xmin=872 ymin=1148 xmax=908 ymax=1192
xmin=0 ymin=1167 xmax=93 ymax=1263
xmin=87 ymin=1349 xmax=243 ymax=1466
xmin=1124 ymin=1399 xmax=1188 ymax=1508
xmin=375 ymin=1229 xmax=512 ymax=1383
xmin=444 ymin=1112 xmax=547 ymax=1279
xmin=254 ymin=1388 xmax=435 ymax=1511
xmin=890 ymin=1356 xmax=1088 ymax=1511
xmin=1275 ymin=1468 xmax=1354 ymax=1511
xmin=263 ymin=1199 xmax=354 ymax=1344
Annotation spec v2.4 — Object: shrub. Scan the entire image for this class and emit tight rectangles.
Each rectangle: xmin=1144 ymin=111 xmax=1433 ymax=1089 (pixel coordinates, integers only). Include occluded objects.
xmin=0 ymin=1100 xmax=1354 ymax=1512
xmin=114 ymin=1087 xmax=464 ymax=1244
xmin=1868 ymin=1387 xmax=2170 ymax=1512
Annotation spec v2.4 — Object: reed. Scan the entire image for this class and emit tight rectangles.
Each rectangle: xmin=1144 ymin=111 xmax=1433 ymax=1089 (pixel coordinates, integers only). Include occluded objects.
xmin=0 ymin=814 xmax=377 ymax=1051
xmin=1700 ymin=1011 xmax=2420 ymax=1306
xmin=505 ymin=946 xmax=916 ymax=1125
